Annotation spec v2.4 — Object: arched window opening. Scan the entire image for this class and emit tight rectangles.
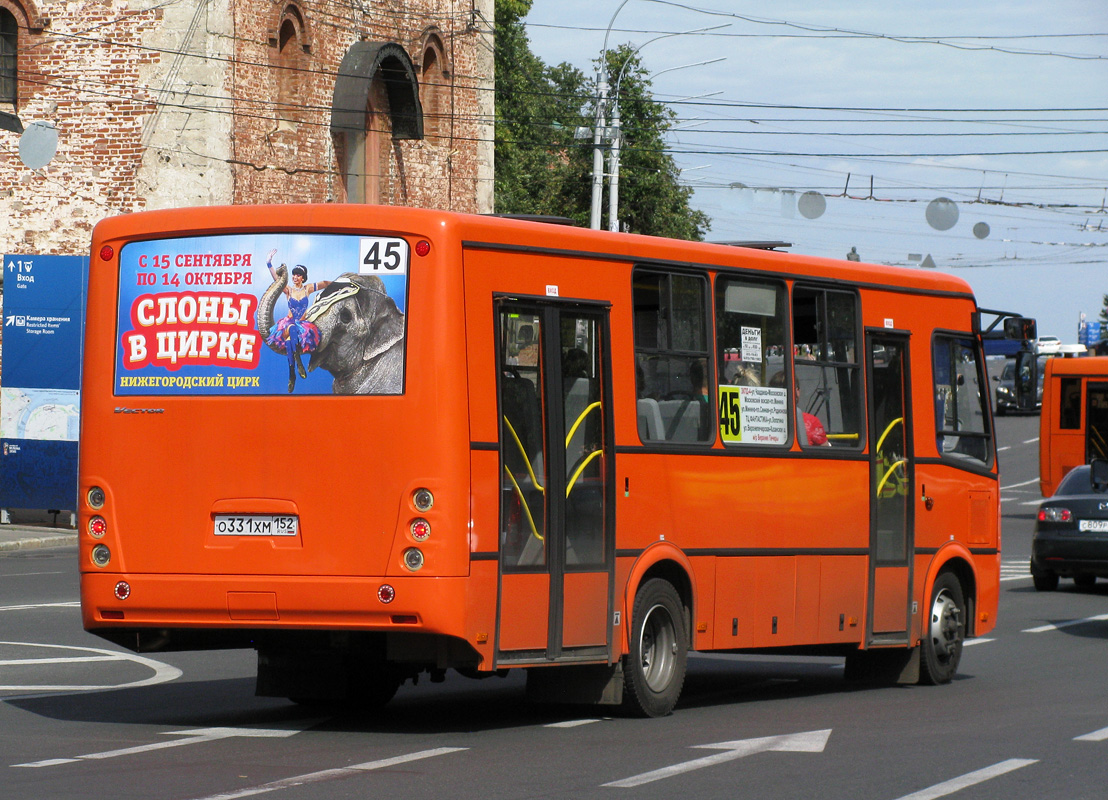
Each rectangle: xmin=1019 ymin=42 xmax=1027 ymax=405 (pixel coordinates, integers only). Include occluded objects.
xmin=1 ymin=8 xmax=17 ymax=106
xmin=330 ymin=41 xmax=423 ymax=205
xmin=274 ymin=7 xmax=307 ymax=124
xmin=420 ymin=40 xmax=447 ymax=143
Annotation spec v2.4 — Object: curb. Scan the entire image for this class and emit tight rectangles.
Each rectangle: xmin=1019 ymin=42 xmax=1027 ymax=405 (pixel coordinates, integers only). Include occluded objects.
xmin=0 ymin=530 xmax=78 ymax=552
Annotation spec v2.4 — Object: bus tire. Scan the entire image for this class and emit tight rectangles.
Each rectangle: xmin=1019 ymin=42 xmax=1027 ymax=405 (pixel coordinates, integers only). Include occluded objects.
xmin=919 ymin=571 xmax=965 ymax=685
xmin=621 ymin=578 xmax=687 ymax=717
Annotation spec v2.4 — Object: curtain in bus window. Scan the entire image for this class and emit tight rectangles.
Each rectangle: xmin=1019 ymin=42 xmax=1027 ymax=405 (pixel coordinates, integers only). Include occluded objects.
xmin=715 ymin=277 xmax=789 ymax=446
xmin=932 ymin=336 xmax=992 ymax=467
xmin=632 ymin=269 xmax=712 ymax=444
xmin=562 ymin=315 xmax=606 ymax=567
xmin=500 ymin=312 xmax=548 ymax=567
xmin=792 ymin=286 xmax=863 ymax=448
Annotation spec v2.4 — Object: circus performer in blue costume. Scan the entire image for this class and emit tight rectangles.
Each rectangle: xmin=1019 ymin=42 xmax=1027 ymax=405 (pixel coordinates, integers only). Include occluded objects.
xmin=265 ymin=249 xmax=331 ymax=392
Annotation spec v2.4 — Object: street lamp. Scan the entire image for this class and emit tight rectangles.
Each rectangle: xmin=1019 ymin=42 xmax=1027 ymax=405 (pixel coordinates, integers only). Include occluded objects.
xmin=608 ymin=56 xmax=724 ymax=232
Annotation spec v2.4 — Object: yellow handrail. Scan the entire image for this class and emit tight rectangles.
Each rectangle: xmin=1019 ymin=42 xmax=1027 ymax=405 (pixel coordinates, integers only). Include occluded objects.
xmin=503 ymin=465 xmax=543 ymax=541
xmin=566 ymin=449 xmax=603 ymax=499
xmin=876 ymin=417 xmax=904 ymax=454
xmin=876 ymin=458 xmax=907 ymax=496
xmin=502 ymin=416 xmax=544 ymax=493
xmin=565 ymin=401 xmax=602 ymax=447
xmin=826 ymin=432 xmax=860 ymax=441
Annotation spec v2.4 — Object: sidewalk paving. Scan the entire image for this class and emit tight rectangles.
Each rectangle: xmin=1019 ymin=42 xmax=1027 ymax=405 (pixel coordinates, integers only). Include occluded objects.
xmin=0 ymin=509 xmax=77 ymax=552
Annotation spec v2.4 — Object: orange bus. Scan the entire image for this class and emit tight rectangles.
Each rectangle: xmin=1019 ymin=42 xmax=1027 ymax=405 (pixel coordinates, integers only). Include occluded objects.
xmin=80 ymin=205 xmax=1002 ymax=717
xmin=1040 ymin=356 xmax=1108 ymax=497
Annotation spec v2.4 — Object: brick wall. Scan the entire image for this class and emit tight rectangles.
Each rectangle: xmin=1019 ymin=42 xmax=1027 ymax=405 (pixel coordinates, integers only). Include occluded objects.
xmin=0 ymin=0 xmax=494 ymax=257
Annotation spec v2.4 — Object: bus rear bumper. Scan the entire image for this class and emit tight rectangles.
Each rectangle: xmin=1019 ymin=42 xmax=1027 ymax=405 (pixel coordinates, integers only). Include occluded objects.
xmin=80 ymin=572 xmax=470 ymax=638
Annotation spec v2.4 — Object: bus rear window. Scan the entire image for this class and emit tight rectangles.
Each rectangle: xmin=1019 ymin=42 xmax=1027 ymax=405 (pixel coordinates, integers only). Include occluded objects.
xmin=115 ymin=233 xmax=408 ymax=396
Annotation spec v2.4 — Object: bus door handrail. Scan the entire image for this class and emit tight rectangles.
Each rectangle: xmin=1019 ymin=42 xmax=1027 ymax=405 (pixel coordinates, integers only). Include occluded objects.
xmin=565 ymin=401 xmax=602 ymax=447
xmin=502 ymin=466 xmax=543 ymax=541
xmin=502 ymin=416 xmax=545 ymax=493
xmin=876 ymin=417 xmax=904 ymax=454
xmin=566 ymin=450 xmax=603 ymax=499
xmin=876 ymin=458 xmax=908 ymax=497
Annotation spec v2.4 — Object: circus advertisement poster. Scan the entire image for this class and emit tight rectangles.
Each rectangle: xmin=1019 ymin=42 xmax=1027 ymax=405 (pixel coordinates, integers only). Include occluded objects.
xmin=115 ymin=233 xmax=408 ymax=395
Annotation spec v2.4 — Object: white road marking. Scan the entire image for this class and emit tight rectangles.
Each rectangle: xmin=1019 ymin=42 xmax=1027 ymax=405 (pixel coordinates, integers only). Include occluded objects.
xmin=962 ymin=638 xmax=994 ymax=647
xmin=1022 ymin=437 xmax=1040 ymax=445
xmin=0 ymin=655 xmax=124 ymax=666
xmin=1022 ymin=614 xmax=1108 ymax=633
xmin=14 ymin=726 xmax=315 ymax=768
xmin=890 ymin=758 xmax=1038 ymax=800
xmin=603 ymin=729 xmax=831 ymax=788
xmin=997 ymin=446 xmax=1011 ymax=452
xmin=0 ymin=602 xmax=79 ymax=612
xmin=182 ymin=747 xmax=469 ymax=800
xmin=546 ymin=719 xmax=601 ymax=728
xmin=1075 ymin=726 xmax=1108 ymax=742
xmin=1000 ymin=478 xmax=1040 ymax=490
xmin=0 ymin=641 xmax=181 ymax=695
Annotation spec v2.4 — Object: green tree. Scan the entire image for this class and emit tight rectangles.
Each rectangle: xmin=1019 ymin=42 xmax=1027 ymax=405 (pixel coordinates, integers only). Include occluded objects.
xmin=494 ymin=3 xmax=708 ymax=239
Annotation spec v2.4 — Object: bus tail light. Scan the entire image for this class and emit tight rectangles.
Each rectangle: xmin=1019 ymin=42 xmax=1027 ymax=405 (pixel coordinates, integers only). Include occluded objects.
xmin=410 ymin=518 xmax=431 ymax=541
xmin=87 ymin=486 xmax=106 ymax=509
xmin=114 ymin=581 xmax=131 ymax=600
xmin=1038 ymin=507 xmax=1072 ymax=522
xmin=88 ymin=516 xmax=107 ymax=538
xmin=91 ymin=545 xmax=111 ymax=567
xmin=413 ymin=488 xmax=434 ymax=512
xmin=99 ymin=245 xmax=114 ymax=261
xmin=403 ymin=548 xmax=425 ymax=571
xmin=377 ymin=584 xmax=396 ymax=604
xmin=415 ymin=240 xmax=431 ymax=257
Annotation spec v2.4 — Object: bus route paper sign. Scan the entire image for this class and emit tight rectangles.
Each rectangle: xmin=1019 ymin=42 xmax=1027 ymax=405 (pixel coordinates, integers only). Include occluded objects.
xmin=1 ymin=254 xmax=88 ymax=511
xmin=718 ymin=384 xmax=788 ymax=445
xmin=115 ymin=233 xmax=408 ymax=396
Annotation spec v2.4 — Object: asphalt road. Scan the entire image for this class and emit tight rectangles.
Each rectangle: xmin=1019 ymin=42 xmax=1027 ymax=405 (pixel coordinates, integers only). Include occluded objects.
xmin=4 ymin=412 xmax=1107 ymax=800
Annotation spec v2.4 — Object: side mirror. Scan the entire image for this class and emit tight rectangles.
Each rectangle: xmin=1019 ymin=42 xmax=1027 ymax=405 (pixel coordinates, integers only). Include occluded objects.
xmin=1092 ymin=459 xmax=1108 ymax=489
xmin=1003 ymin=316 xmax=1037 ymax=341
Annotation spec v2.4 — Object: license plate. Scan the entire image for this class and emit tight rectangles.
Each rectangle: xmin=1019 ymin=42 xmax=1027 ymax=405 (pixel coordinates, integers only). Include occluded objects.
xmin=1078 ymin=519 xmax=1108 ymax=532
xmin=214 ymin=514 xmax=299 ymax=536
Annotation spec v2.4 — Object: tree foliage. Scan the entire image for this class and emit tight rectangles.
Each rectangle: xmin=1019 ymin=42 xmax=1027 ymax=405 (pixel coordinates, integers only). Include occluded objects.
xmin=494 ymin=2 xmax=708 ymax=239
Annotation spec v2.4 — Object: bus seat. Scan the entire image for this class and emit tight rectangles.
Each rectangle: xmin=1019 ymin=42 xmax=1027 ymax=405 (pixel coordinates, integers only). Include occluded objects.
xmin=658 ymin=398 xmax=703 ymax=442
xmin=638 ymin=398 xmax=664 ymax=441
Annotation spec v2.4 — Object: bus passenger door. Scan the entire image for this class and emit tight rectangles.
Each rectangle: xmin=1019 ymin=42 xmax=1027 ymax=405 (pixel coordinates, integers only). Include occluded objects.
xmin=1086 ymin=381 xmax=1108 ymax=462
xmin=495 ymin=302 xmax=614 ymax=664
xmin=866 ymin=333 xmax=913 ymax=645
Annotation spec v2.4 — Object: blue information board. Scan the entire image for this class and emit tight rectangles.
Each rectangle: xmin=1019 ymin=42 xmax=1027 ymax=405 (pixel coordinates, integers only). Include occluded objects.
xmin=1 ymin=254 xmax=87 ymax=510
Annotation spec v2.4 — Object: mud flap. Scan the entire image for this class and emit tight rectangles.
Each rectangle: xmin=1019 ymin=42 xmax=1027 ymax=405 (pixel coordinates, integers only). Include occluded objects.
xmin=526 ymin=662 xmax=624 ymax=705
xmin=843 ymin=646 xmax=920 ymax=685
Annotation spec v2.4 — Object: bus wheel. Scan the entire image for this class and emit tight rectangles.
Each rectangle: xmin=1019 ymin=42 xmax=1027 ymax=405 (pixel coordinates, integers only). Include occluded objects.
xmin=920 ymin=572 xmax=965 ymax=685
xmin=622 ymin=578 xmax=687 ymax=717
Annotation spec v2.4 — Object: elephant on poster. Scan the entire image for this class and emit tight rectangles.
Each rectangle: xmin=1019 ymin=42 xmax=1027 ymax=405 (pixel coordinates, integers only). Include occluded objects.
xmin=258 ymin=271 xmax=405 ymax=395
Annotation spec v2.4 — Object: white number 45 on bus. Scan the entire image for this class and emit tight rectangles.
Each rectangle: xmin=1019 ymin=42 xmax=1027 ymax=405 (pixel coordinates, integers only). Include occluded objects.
xmin=359 ymin=237 xmax=409 ymax=275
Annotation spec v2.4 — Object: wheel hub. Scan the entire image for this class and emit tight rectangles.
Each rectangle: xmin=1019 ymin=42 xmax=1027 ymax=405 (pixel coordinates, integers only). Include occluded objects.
xmin=929 ymin=590 xmax=963 ymax=660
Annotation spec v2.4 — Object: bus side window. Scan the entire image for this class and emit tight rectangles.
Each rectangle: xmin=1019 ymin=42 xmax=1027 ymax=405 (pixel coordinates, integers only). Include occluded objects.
xmin=791 ymin=286 xmax=863 ymax=448
xmin=633 ymin=269 xmax=713 ymax=444
xmin=1060 ymin=377 xmax=1081 ymax=429
xmin=932 ymin=335 xmax=993 ymax=467
xmin=715 ymin=277 xmax=789 ymax=447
